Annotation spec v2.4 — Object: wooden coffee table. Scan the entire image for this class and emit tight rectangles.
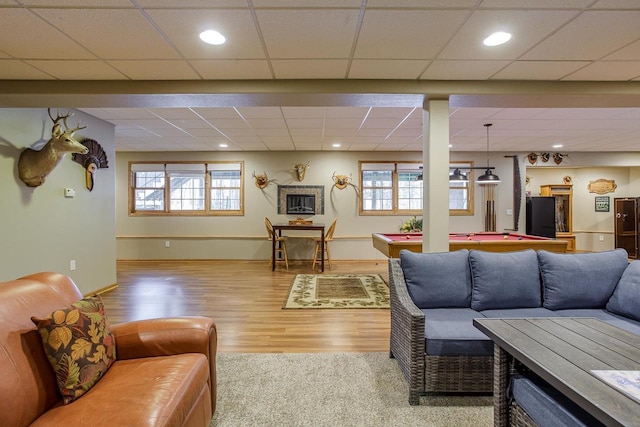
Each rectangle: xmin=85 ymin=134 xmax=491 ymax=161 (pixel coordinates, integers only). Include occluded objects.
xmin=473 ymin=317 xmax=640 ymax=427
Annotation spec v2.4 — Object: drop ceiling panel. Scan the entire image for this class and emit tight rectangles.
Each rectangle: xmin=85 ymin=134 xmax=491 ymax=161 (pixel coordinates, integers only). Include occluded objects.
xmin=325 ymin=107 xmax=369 ymax=119
xmin=109 ymin=60 xmax=200 ymax=80
xmin=604 ymin=40 xmax=640 ymax=61
xmin=562 ymin=61 xmax=640 ymax=81
xmin=185 ymin=128 xmax=228 ymax=137
xmin=0 ymin=60 xmax=53 ymax=79
xmin=0 ymin=9 xmax=93 ymax=59
xmin=146 ymin=9 xmax=265 ymax=59
xmin=368 ymin=0 xmax=478 ymax=6
xmin=253 ymin=0 xmax=361 ymax=6
xmin=32 ymin=8 xmax=179 ymax=59
xmin=271 ymin=60 xmax=348 ymax=79
xmin=421 ymin=60 xmax=511 ymax=80
xmin=480 ymin=0 xmax=593 ymax=7
xmin=256 ymin=9 xmax=360 ymax=58
xmin=20 ymin=0 xmax=133 ymax=5
xmin=355 ymin=10 xmax=468 ymax=59
xmin=349 ymin=60 xmax=429 ymax=79
xmin=522 ymin=11 xmax=640 ymax=60
xmin=24 ymin=60 xmax=125 ymax=79
xmin=237 ymin=107 xmax=283 ymax=119
xmin=136 ymin=0 xmax=247 ymax=7
xmin=439 ymin=10 xmax=578 ymax=60
xmin=493 ymin=61 xmax=591 ymax=80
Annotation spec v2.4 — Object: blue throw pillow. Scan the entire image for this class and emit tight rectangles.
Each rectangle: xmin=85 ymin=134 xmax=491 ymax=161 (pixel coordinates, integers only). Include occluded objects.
xmin=606 ymin=260 xmax=640 ymax=321
xmin=469 ymin=249 xmax=541 ymax=311
xmin=400 ymin=249 xmax=471 ymax=308
xmin=539 ymin=249 xmax=629 ymax=310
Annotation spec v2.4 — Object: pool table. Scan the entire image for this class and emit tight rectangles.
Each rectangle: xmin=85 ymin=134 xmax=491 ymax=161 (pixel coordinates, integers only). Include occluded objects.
xmin=372 ymin=232 xmax=568 ymax=258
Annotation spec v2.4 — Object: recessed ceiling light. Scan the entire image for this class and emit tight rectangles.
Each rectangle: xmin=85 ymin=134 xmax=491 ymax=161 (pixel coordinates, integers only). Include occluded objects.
xmin=552 ymin=144 xmax=563 ymax=148
xmin=219 ymin=143 xmax=228 ymax=148
xmin=483 ymin=31 xmax=512 ymax=47
xmin=332 ymin=143 xmax=341 ymax=148
xmin=200 ymin=30 xmax=226 ymax=45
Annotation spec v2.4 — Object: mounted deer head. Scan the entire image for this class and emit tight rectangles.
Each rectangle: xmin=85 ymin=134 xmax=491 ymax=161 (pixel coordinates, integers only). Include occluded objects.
xmin=332 ymin=172 xmax=352 ymax=190
xmin=252 ymin=170 xmax=269 ymax=189
xmin=18 ymin=109 xmax=88 ymax=187
xmin=293 ymin=161 xmax=309 ymax=182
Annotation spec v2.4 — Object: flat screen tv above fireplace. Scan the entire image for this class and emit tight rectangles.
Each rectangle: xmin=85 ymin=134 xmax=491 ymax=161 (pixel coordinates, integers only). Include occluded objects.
xmin=286 ymin=194 xmax=315 ymax=215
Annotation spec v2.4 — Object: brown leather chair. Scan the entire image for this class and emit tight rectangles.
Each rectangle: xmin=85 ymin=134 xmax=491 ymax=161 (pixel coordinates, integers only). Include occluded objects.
xmin=0 ymin=272 xmax=217 ymax=427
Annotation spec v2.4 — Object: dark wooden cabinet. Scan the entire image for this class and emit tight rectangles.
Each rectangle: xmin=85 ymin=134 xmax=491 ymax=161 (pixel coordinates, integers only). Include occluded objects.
xmin=614 ymin=197 xmax=640 ymax=259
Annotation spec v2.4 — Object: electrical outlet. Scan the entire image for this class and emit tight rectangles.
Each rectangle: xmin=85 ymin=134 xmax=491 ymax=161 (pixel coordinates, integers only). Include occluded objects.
xmin=70 ymin=260 xmax=76 ymax=271
xmin=165 ymin=240 xmax=170 ymax=248
xmin=599 ymin=235 xmax=605 ymax=242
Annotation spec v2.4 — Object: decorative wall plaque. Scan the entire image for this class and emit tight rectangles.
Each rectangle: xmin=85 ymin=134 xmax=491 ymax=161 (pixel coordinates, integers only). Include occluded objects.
xmin=587 ymin=179 xmax=617 ymax=195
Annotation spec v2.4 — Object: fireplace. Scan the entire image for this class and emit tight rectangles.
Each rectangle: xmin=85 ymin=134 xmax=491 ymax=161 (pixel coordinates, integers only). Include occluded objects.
xmin=286 ymin=194 xmax=315 ymax=214
xmin=277 ymin=185 xmax=324 ymax=215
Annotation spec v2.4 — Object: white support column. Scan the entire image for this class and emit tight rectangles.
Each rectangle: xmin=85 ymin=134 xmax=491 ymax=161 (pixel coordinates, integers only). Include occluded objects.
xmin=422 ymin=99 xmax=450 ymax=253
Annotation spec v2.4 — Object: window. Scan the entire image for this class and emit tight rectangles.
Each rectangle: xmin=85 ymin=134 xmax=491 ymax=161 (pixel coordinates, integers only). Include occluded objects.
xmin=129 ymin=161 xmax=244 ymax=216
xmin=167 ymin=164 xmax=206 ymax=211
xmin=449 ymin=162 xmax=473 ymax=216
xmin=209 ymin=163 xmax=242 ymax=212
xmin=132 ymin=164 xmax=165 ymax=211
xmin=359 ymin=161 xmax=473 ymax=216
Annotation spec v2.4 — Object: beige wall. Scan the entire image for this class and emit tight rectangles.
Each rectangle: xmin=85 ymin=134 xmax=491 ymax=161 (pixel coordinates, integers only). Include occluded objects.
xmin=115 ymin=150 xmax=525 ymax=260
xmin=526 ymin=157 xmax=640 ymax=252
xmin=0 ymin=108 xmax=116 ymax=294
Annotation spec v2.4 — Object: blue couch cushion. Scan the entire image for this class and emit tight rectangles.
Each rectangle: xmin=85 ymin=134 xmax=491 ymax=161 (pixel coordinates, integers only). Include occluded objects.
xmin=606 ymin=260 xmax=640 ymax=321
xmin=469 ymin=249 xmax=541 ymax=311
xmin=481 ymin=307 xmax=558 ymax=318
xmin=422 ymin=308 xmax=492 ymax=356
xmin=539 ymin=249 xmax=629 ymax=310
xmin=400 ymin=249 xmax=471 ymax=308
xmin=510 ymin=375 xmax=604 ymax=427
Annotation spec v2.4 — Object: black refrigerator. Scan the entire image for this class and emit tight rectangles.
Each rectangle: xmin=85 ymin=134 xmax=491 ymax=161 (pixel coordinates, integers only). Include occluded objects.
xmin=526 ymin=197 xmax=556 ymax=238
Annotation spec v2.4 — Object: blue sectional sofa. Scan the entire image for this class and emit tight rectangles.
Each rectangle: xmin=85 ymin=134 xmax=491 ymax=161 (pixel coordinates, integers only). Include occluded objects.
xmin=389 ymin=248 xmax=640 ymax=407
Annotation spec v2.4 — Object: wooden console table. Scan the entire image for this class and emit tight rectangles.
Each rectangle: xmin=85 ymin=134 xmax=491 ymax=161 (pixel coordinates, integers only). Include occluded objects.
xmin=271 ymin=223 xmax=325 ymax=272
xmin=473 ymin=317 xmax=640 ymax=427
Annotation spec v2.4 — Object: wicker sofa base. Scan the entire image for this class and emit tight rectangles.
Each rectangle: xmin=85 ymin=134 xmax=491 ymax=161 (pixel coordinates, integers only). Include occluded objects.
xmin=424 ymin=355 xmax=494 ymax=393
xmin=510 ymin=401 xmax=538 ymax=427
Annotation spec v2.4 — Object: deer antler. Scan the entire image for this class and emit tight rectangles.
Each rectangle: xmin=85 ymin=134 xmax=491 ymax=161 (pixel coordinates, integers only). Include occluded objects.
xmin=48 ymin=109 xmax=87 ymax=134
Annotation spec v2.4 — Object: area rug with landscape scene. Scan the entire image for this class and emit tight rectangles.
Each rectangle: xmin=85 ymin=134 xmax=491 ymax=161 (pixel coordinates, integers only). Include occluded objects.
xmin=283 ymin=274 xmax=389 ymax=309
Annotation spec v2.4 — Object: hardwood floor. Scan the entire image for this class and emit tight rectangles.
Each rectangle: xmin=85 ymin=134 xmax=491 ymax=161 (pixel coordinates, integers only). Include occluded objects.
xmin=102 ymin=259 xmax=391 ymax=353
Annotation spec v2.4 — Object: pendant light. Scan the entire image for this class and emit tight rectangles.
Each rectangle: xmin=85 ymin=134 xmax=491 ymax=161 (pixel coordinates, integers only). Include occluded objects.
xmin=449 ymin=168 xmax=469 ymax=183
xmin=476 ymin=123 xmax=500 ymax=184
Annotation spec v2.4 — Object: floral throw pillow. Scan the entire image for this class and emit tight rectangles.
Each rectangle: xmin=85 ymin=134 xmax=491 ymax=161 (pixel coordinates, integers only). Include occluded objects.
xmin=31 ymin=295 xmax=116 ymax=404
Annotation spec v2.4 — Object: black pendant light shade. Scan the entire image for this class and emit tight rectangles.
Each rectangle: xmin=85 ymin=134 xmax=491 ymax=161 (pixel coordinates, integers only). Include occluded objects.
xmin=449 ymin=168 xmax=469 ymax=182
xmin=476 ymin=168 xmax=501 ymax=183
xmin=476 ymin=123 xmax=500 ymax=185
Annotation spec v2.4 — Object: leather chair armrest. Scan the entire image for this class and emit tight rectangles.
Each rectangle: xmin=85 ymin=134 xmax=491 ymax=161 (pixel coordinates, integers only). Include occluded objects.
xmin=111 ymin=316 xmax=217 ymax=360
xmin=111 ymin=316 xmax=217 ymax=413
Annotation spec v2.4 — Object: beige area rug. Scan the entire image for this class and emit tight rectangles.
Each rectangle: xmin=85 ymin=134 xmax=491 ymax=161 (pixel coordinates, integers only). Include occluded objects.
xmin=283 ymin=274 xmax=390 ymax=309
xmin=210 ymin=352 xmax=493 ymax=427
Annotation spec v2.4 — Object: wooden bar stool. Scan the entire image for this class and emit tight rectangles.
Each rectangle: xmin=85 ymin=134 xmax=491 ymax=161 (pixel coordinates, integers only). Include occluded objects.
xmin=312 ymin=218 xmax=337 ymax=270
xmin=265 ymin=217 xmax=288 ymax=269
